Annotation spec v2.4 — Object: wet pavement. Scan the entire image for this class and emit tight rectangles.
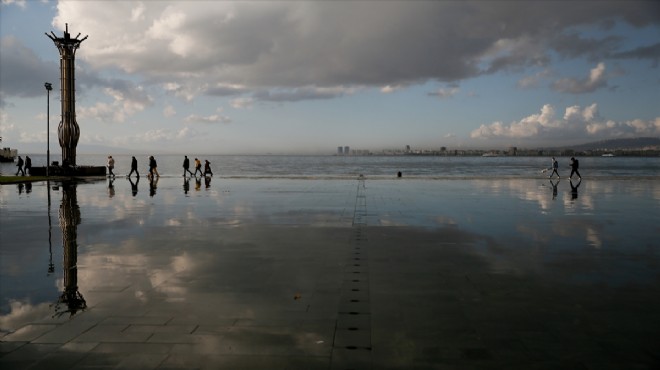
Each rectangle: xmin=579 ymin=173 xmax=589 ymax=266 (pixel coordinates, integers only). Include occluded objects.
xmin=1 ymin=177 xmax=659 ymax=369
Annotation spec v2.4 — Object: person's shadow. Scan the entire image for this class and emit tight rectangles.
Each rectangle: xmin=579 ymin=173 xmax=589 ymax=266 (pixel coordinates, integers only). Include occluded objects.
xmin=570 ymin=178 xmax=581 ymax=200
xmin=549 ymin=178 xmax=560 ymax=200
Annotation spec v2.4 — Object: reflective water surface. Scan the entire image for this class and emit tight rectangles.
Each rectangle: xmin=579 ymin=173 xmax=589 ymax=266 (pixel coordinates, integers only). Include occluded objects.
xmin=1 ymin=177 xmax=659 ymax=368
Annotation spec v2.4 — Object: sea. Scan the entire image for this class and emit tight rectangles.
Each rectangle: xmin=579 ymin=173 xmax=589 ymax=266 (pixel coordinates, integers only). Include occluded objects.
xmin=1 ymin=153 xmax=659 ymax=179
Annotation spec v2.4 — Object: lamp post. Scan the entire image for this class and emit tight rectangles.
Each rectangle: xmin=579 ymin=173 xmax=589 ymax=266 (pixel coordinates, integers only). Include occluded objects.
xmin=45 ymin=82 xmax=52 ymax=177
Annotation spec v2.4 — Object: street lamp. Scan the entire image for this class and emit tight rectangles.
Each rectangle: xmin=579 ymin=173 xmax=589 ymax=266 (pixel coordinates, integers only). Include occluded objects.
xmin=45 ymin=82 xmax=52 ymax=177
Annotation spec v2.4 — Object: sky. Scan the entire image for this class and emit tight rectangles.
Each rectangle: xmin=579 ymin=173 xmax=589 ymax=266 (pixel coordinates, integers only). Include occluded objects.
xmin=1 ymin=0 xmax=659 ymax=155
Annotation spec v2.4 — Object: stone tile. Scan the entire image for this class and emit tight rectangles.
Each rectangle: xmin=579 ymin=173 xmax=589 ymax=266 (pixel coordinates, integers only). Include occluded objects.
xmin=333 ymin=328 xmax=371 ymax=349
xmin=124 ymin=324 xmax=197 ymax=334
xmin=0 ymin=341 xmax=27 ymax=355
xmin=31 ymin=321 xmax=97 ymax=344
xmin=1 ymin=324 xmax=59 ymax=342
xmin=93 ymin=342 xmax=173 ymax=354
xmin=0 ymin=343 xmax=61 ymax=362
xmin=100 ymin=316 xmax=172 ymax=326
xmin=72 ymin=325 xmax=152 ymax=343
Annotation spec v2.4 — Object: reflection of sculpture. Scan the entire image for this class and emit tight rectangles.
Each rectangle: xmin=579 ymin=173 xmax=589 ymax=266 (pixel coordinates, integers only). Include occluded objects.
xmin=46 ymin=24 xmax=87 ymax=166
xmin=52 ymin=181 xmax=86 ymax=317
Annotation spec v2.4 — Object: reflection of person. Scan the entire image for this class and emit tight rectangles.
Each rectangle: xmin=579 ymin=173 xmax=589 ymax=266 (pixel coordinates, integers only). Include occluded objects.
xmin=183 ymin=156 xmax=194 ymax=177
xmin=149 ymin=176 xmax=159 ymax=197
xmin=204 ymin=160 xmax=213 ymax=176
xmin=195 ymin=177 xmax=201 ymax=191
xmin=548 ymin=157 xmax=560 ymax=179
xmin=15 ymin=156 xmax=25 ymax=176
xmin=549 ymin=178 xmax=559 ymax=200
xmin=129 ymin=176 xmax=139 ymax=197
xmin=205 ymin=175 xmax=211 ymax=188
xmin=194 ymin=158 xmax=203 ymax=176
xmin=569 ymin=157 xmax=581 ymax=179
xmin=108 ymin=178 xmax=115 ymax=198
xmin=570 ymin=178 xmax=581 ymax=200
xmin=107 ymin=156 xmax=115 ymax=177
xmin=127 ymin=156 xmax=139 ymax=178
xmin=18 ymin=183 xmax=24 ymax=194
xmin=24 ymin=156 xmax=32 ymax=175
xmin=148 ymin=156 xmax=160 ymax=178
xmin=183 ymin=177 xmax=190 ymax=194
xmin=25 ymin=182 xmax=32 ymax=193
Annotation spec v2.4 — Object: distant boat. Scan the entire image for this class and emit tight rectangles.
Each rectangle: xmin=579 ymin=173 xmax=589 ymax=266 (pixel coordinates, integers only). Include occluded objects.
xmin=601 ymin=153 xmax=615 ymax=157
xmin=0 ymin=147 xmax=17 ymax=162
xmin=481 ymin=152 xmax=499 ymax=157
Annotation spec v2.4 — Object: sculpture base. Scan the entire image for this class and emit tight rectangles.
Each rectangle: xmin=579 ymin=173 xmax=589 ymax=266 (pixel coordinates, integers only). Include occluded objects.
xmin=30 ymin=165 xmax=106 ymax=177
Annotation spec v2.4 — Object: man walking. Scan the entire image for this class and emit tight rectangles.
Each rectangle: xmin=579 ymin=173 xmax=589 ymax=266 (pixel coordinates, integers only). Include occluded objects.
xmin=183 ymin=155 xmax=194 ymax=177
xmin=569 ymin=157 xmax=581 ymax=179
xmin=193 ymin=158 xmax=203 ymax=176
xmin=24 ymin=156 xmax=32 ymax=175
xmin=548 ymin=157 xmax=560 ymax=179
xmin=127 ymin=156 xmax=139 ymax=178
xmin=107 ymin=155 xmax=115 ymax=177
xmin=15 ymin=155 xmax=25 ymax=176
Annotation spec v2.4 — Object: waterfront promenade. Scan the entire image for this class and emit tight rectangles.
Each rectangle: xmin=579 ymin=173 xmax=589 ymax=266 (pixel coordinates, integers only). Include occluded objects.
xmin=1 ymin=177 xmax=659 ymax=369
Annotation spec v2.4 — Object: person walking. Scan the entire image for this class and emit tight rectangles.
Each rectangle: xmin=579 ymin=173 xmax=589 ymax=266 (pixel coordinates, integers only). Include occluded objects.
xmin=148 ymin=156 xmax=160 ymax=178
xmin=203 ymin=159 xmax=213 ymax=177
xmin=569 ymin=157 xmax=581 ymax=179
xmin=548 ymin=157 xmax=560 ymax=179
xmin=23 ymin=156 xmax=32 ymax=175
xmin=15 ymin=156 xmax=25 ymax=176
xmin=107 ymin=156 xmax=116 ymax=177
xmin=193 ymin=157 xmax=203 ymax=176
xmin=183 ymin=155 xmax=194 ymax=177
xmin=127 ymin=156 xmax=139 ymax=178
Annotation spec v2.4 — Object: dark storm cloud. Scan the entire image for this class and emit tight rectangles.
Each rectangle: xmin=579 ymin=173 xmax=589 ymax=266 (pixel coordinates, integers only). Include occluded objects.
xmin=0 ymin=36 xmax=58 ymax=104
xmin=60 ymin=1 xmax=657 ymax=91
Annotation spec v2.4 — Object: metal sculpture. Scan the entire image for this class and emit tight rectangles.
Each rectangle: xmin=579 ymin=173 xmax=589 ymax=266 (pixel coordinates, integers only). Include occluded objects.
xmin=46 ymin=24 xmax=88 ymax=166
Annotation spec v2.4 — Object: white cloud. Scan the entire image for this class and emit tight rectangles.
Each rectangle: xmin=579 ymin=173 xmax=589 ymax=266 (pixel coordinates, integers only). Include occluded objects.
xmin=184 ymin=108 xmax=231 ymax=124
xmin=552 ymin=62 xmax=608 ymax=94
xmin=1 ymin=0 xmax=27 ymax=9
xmin=428 ymin=86 xmax=459 ymax=99
xmin=163 ymin=105 xmax=176 ymax=118
xmin=77 ymin=85 xmax=153 ymax=123
xmin=471 ymin=103 xmax=660 ymax=141
xmin=230 ymin=97 xmax=253 ymax=109
xmin=517 ymin=69 xmax=552 ymax=89
xmin=381 ymin=85 xmax=403 ymax=93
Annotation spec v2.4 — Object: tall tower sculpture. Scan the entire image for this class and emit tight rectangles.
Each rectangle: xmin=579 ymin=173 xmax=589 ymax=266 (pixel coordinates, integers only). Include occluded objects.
xmin=46 ymin=24 xmax=88 ymax=166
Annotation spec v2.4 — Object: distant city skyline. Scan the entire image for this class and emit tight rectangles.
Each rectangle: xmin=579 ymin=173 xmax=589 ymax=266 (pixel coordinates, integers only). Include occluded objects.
xmin=1 ymin=1 xmax=659 ymax=155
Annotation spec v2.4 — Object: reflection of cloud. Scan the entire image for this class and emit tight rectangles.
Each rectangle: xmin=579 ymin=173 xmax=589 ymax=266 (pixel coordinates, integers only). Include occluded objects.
xmin=0 ymin=300 xmax=52 ymax=333
xmin=586 ymin=227 xmax=602 ymax=248
xmin=434 ymin=216 xmax=457 ymax=226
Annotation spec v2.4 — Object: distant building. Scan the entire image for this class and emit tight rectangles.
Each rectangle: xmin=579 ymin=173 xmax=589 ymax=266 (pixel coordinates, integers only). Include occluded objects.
xmin=337 ymin=146 xmax=343 ymax=155
xmin=344 ymin=146 xmax=350 ymax=155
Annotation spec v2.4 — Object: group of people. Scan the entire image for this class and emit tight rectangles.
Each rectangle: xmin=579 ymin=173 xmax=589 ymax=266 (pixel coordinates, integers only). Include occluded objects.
xmin=109 ymin=155 xmax=214 ymax=179
xmin=182 ymin=155 xmax=213 ymax=177
xmin=14 ymin=155 xmax=31 ymax=176
xmin=548 ymin=156 xmax=582 ymax=180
